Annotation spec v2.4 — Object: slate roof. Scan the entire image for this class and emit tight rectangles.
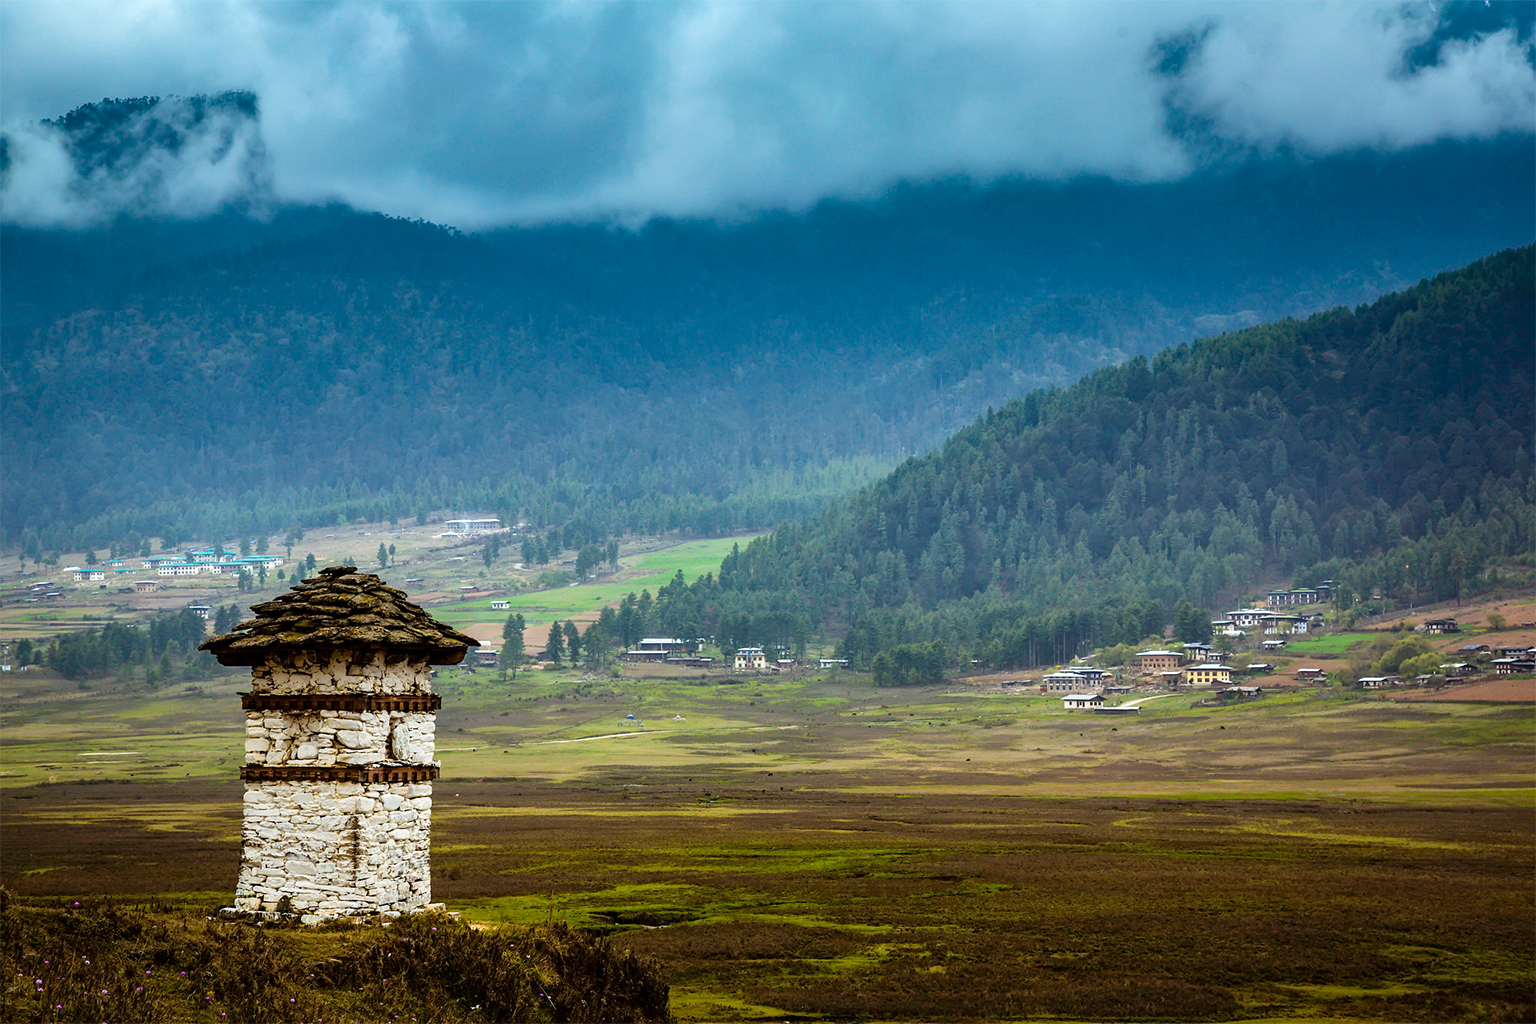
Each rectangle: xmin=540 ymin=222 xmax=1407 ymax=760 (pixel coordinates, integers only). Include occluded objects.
xmin=199 ymin=566 xmax=479 ymax=666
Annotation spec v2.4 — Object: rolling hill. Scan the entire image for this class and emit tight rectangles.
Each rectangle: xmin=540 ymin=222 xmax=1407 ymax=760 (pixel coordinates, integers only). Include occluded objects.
xmin=713 ymin=245 xmax=1536 ymax=668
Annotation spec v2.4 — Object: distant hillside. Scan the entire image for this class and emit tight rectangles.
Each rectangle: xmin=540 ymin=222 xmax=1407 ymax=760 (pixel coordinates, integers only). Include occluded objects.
xmin=2 ymin=96 xmax=1532 ymax=555
xmin=716 ymin=246 xmax=1535 ymax=668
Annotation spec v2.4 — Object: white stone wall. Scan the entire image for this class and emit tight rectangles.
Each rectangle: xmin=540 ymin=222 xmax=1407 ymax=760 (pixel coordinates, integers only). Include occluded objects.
xmin=233 ymin=780 xmax=433 ymax=923
xmin=236 ymin=649 xmax=438 ymax=922
xmin=250 ymin=650 xmax=433 ymax=695
xmin=244 ymin=710 xmax=435 ymax=766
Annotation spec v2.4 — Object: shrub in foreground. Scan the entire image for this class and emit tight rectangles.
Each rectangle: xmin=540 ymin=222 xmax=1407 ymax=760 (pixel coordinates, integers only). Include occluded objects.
xmin=0 ymin=890 xmax=672 ymax=1023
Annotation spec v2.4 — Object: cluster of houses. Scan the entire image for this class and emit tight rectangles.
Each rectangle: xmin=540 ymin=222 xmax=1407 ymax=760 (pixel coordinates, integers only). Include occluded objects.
xmin=617 ymin=638 xmax=720 ymax=669
xmin=615 ymin=638 xmax=803 ymax=672
xmin=1211 ymin=607 xmax=1321 ymax=637
xmin=1040 ymin=636 xmax=1320 ymax=710
xmin=19 ymin=580 xmax=65 ymax=602
xmin=1356 ymin=641 xmax=1536 ymax=687
xmin=70 ymin=549 xmax=285 ymax=584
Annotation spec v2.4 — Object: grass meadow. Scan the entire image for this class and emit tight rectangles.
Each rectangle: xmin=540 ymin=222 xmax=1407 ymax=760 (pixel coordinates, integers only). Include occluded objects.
xmin=1278 ymin=633 xmax=1380 ymax=656
xmin=3 ymin=656 xmax=1533 ymax=1022
xmin=432 ymin=535 xmax=754 ymax=638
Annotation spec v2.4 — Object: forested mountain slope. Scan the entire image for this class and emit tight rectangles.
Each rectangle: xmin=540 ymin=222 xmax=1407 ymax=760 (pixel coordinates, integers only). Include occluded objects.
xmin=3 ymin=96 xmax=1533 ymax=555
xmin=715 ymin=246 xmax=1535 ymax=667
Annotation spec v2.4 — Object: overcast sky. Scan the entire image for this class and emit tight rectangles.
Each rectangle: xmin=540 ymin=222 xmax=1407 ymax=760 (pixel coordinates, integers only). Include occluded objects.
xmin=2 ymin=0 xmax=1532 ymax=229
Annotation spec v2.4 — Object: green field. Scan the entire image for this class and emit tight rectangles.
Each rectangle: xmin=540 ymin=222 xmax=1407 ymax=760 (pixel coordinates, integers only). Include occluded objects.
xmin=1279 ymin=631 xmax=1377 ymax=655
xmin=432 ymin=535 xmax=754 ymax=634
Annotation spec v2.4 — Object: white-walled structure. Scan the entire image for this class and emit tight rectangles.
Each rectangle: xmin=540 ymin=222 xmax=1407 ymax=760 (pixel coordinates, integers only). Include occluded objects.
xmin=201 ymin=566 xmax=477 ymax=924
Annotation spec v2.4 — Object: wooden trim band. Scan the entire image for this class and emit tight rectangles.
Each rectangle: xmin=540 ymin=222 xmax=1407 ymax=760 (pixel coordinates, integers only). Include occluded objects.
xmin=240 ymin=693 xmax=441 ymax=713
xmin=241 ymin=764 xmax=440 ymax=783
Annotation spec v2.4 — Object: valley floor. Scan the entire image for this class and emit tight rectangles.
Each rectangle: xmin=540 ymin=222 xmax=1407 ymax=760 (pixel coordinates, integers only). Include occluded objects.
xmin=3 ymin=667 xmax=1533 ymax=1022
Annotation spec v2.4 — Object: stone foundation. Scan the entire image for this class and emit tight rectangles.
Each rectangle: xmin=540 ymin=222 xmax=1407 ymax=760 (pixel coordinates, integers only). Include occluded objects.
xmin=232 ymin=779 xmax=433 ymax=923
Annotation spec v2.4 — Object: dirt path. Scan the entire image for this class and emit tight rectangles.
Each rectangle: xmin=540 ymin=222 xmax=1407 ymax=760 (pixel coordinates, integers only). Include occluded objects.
xmin=535 ymin=730 xmax=667 ymax=744
xmin=1117 ymin=693 xmax=1183 ymax=708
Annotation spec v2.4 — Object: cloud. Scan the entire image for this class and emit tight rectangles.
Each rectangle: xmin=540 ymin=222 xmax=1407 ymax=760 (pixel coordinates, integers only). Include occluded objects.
xmin=1165 ymin=4 xmax=1536 ymax=152
xmin=1 ymin=93 xmax=270 ymax=227
xmin=1 ymin=1 xmax=1531 ymax=229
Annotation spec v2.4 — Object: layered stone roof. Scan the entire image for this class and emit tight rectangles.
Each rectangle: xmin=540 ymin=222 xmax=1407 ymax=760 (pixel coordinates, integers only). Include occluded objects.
xmin=200 ymin=566 xmax=479 ymax=665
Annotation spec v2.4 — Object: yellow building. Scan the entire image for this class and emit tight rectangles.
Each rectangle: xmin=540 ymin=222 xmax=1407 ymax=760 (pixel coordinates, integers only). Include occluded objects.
xmin=1182 ymin=664 xmax=1233 ymax=688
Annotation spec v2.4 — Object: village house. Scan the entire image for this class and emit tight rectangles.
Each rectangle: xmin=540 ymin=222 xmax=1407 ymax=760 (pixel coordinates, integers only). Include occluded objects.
xmin=1261 ymin=614 xmax=1310 ymax=635
xmin=1061 ymin=693 xmax=1104 ymax=710
xmin=732 ymin=647 xmax=768 ymax=671
xmin=620 ymin=648 xmax=668 ymax=662
xmin=1261 ymin=639 xmax=1287 ymax=651
xmin=134 ymin=580 xmax=159 ymax=593
xmin=1266 ymin=588 xmax=1320 ymax=607
xmin=1228 ymin=609 xmax=1268 ymax=630
xmin=443 ymin=518 xmax=503 ymax=537
xmin=818 ymin=658 xmax=849 ymax=669
xmin=490 ymin=600 xmax=510 ymax=610
xmin=473 ymin=648 xmax=498 ymax=668
xmin=1294 ymin=667 xmax=1328 ymax=683
xmin=1182 ymin=642 xmax=1214 ymax=662
xmin=1042 ymin=670 xmax=1096 ymax=693
xmin=1103 ymin=683 xmax=1134 ymax=695
xmin=1491 ymin=658 xmax=1535 ymax=676
xmin=1210 ymin=618 xmax=1242 ymax=637
xmin=1423 ymin=618 xmax=1460 ymax=635
xmin=666 ymin=655 xmax=716 ymax=668
xmin=1135 ymin=650 xmax=1181 ymax=673
xmin=1182 ymin=663 xmax=1233 ymax=688
xmin=635 ymin=638 xmax=689 ymax=654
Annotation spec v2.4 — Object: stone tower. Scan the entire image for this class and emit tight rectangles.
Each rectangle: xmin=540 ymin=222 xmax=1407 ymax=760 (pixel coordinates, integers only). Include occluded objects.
xmin=201 ymin=566 xmax=477 ymax=923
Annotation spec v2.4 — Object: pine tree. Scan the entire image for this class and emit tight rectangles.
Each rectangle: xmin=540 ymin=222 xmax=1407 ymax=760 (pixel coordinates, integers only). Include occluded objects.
xmin=502 ymin=613 xmax=525 ymax=678
xmin=546 ymin=622 xmax=564 ymax=665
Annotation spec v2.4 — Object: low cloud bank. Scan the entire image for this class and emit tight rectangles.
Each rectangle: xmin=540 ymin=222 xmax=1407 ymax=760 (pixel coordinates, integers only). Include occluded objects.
xmin=1 ymin=1 xmax=1531 ymax=229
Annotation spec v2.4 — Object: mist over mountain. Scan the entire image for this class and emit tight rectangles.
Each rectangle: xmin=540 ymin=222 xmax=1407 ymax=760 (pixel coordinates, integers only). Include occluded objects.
xmin=0 ymin=92 xmax=271 ymax=229
xmin=1 ymin=93 xmax=1532 ymax=558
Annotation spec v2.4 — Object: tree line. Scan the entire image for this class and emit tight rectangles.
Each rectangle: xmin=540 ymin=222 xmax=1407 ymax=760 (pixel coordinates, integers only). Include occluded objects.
xmin=20 ymin=607 xmax=232 ymax=685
